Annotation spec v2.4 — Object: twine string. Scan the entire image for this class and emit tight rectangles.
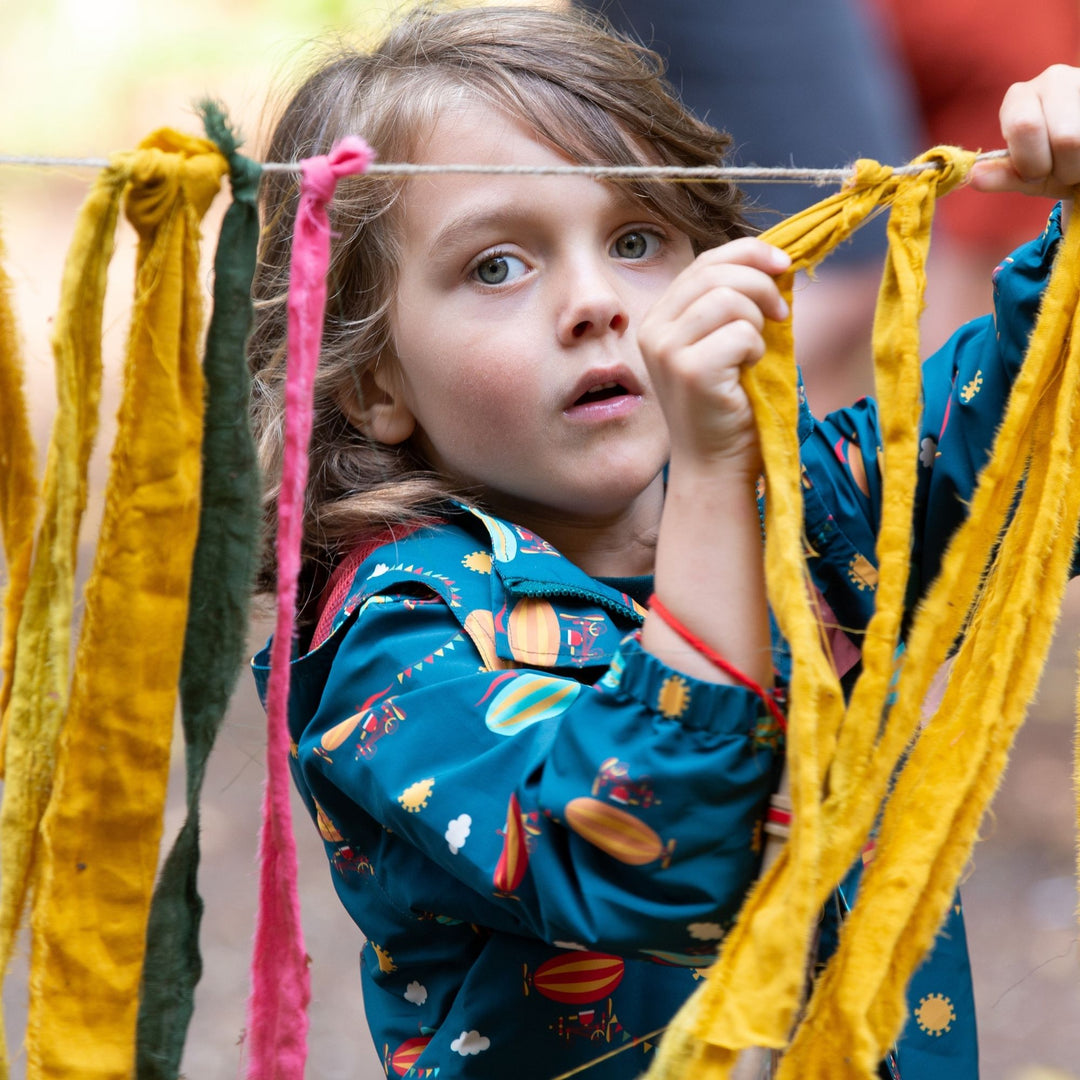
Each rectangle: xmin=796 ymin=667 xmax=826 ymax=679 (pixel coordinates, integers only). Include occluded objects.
xmin=0 ymin=149 xmax=1010 ymax=184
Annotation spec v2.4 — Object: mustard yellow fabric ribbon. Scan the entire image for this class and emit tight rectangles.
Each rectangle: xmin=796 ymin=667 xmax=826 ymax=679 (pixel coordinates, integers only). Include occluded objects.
xmin=20 ymin=131 xmax=225 ymax=1080
xmin=0 ymin=231 xmax=40 ymax=1075
xmin=0 ymin=166 xmax=125 ymax=1078
xmin=0 ymin=225 xmax=39 ymax=733
xmin=642 ymin=148 xmax=1080 ymax=1079
xmin=781 ymin=196 xmax=1080 ymax=1079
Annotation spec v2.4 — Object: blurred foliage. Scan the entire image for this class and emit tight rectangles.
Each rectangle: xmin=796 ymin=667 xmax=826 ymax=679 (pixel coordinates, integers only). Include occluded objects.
xmin=0 ymin=0 xmax=563 ymax=156
xmin=0 ymin=0 xmax=409 ymax=153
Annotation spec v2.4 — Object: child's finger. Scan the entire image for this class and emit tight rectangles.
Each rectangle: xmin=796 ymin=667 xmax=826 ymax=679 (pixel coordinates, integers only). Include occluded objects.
xmin=695 ymin=237 xmax=792 ymax=291
xmin=1041 ymin=80 xmax=1080 ymax=188
xmin=678 ymin=265 xmax=789 ymax=328
xmin=652 ymin=243 xmax=791 ymax=326
xmin=967 ymin=154 xmax=1059 ymax=196
xmin=1002 ymin=79 xmax=1055 ymax=183
xmin=676 ymin=319 xmax=767 ymax=380
xmin=652 ymin=285 xmax=772 ymax=364
xmin=699 ymin=236 xmax=792 ymax=273
xmin=971 ymin=66 xmax=1080 ymax=197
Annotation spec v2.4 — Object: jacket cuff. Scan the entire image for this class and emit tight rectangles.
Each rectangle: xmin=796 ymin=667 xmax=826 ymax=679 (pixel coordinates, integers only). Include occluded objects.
xmin=599 ymin=631 xmax=781 ymax=740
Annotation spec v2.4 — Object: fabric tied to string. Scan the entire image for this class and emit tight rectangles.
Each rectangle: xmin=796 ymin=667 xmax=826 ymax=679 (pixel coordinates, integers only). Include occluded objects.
xmin=776 ymin=185 xmax=1080 ymax=1079
xmin=644 ymin=148 xmax=1080 ymax=1079
xmin=22 ymin=130 xmax=226 ymax=1080
xmin=245 ymin=134 xmax=375 ymax=1080
xmin=0 ymin=160 xmax=130 ymax=1080
xmin=134 ymin=104 xmax=262 ymax=1080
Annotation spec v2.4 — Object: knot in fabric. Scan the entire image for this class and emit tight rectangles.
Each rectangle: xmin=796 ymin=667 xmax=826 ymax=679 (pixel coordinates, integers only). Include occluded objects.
xmin=845 ymin=158 xmax=896 ymax=191
xmin=759 ymin=158 xmax=897 ymax=276
xmin=228 ymin=153 xmax=263 ymax=206
xmin=299 ymin=135 xmax=376 ymax=204
xmin=126 ymin=148 xmax=181 ymax=234
xmin=908 ymin=144 xmax=979 ymax=197
xmin=199 ymin=100 xmax=262 ymax=207
xmin=125 ymin=129 xmax=227 ymax=236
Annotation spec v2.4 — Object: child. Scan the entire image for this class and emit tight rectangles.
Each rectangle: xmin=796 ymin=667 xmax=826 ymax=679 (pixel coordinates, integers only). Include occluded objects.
xmin=248 ymin=6 xmax=1080 ymax=1077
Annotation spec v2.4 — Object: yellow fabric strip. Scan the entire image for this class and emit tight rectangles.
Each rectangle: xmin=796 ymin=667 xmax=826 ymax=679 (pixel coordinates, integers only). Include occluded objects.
xmin=0 ymin=224 xmax=40 ymax=1077
xmin=780 ymin=202 xmax=1080 ymax=1078
xmin=788 ymin=152 xmax=975 ymax=914
xmin=0 ymin=165 xmax=127 ymax=1080
xmin=652 ymin=158 xmax=1080 ymax=1080
xmin=0 ymin=225 xmax=39 ymax=739
xmin=24 ymin=131 xmax=225 ymax=1080
xmin=645 ymin=149 xmax=979 ymax=1080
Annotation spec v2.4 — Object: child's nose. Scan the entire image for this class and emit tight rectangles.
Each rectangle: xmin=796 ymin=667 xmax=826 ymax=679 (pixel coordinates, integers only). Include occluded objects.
xmin=556 ymin=266 xmax=629 ymax=344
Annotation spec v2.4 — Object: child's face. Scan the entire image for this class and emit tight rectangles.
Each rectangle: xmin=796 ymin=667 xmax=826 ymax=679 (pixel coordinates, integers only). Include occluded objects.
xmin=386 ymin=99 xmax=695 ymax=533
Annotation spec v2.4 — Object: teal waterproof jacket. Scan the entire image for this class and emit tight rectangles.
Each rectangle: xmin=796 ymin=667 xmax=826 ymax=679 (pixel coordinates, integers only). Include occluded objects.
xmin=254 ymin=208 xmax=1063 ymax=1080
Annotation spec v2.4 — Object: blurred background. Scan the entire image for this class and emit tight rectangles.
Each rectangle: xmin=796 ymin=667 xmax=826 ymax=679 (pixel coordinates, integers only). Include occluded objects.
xmin=1 ymin=1 xmax=1078 ymax=1077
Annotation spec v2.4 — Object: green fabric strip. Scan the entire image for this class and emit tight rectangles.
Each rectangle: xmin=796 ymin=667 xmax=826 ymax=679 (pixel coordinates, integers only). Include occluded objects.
xmin=134 ymin=104 xmax=262 ymax=1080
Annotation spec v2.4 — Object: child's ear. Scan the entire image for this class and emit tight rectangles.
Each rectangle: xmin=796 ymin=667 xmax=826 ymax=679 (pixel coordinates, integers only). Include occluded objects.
xmin=339 ymin=362 xmax=416 ymax=446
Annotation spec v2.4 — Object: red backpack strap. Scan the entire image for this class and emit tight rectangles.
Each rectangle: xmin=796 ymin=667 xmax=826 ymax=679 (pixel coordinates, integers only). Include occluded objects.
xmin=310 ymin=523 xmax=422 ymax=650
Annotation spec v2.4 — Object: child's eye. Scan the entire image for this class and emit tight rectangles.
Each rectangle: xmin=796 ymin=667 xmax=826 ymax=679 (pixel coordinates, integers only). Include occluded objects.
xmin=472 ymin=253 xmax=528 ymax=285
xmin=611 ymin=230 xmax=661 ymax=260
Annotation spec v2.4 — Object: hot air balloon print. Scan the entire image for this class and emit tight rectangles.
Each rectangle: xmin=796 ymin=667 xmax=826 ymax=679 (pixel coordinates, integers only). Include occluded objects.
xmin=314 ymin=800 xmax=343 ymax=842
xmin=471 ymin=509 xmax=518 ymax=562
xmin=523 ymin=952 xmax=625 ymax=1004
xmin=481 ymin=672 xmax=581 ymax=737
xmin=506 ymin=598 xmax=562 ymax=665
xmin=386 ymin=1036 xmax=432 ymax=1076
xmin=565 ymin=797 xmax=675 ymax=867
xmin=494 ymin=792 xmax=529 ymax=894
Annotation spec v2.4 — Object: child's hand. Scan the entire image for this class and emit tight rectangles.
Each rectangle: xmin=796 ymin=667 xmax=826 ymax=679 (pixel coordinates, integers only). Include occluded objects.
xmin=969 ymin=64 xmax=1080 ymax=201
xmin=638 ymin=238 xmax=790 ymax=474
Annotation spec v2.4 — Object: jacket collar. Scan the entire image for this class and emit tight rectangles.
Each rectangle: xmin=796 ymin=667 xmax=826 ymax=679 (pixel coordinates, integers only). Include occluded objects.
xmin=459 ymin=504 xmax=649 ymax=624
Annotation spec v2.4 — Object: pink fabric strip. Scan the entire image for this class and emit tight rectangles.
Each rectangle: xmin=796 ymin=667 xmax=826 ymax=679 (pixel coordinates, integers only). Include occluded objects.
xmin=247 ymin=136 xmax=375 ymax=1080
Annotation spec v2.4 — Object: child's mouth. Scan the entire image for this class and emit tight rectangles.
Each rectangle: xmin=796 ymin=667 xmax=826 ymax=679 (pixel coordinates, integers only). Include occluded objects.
xmin=574 ymin=381 xmax=627 ymax=406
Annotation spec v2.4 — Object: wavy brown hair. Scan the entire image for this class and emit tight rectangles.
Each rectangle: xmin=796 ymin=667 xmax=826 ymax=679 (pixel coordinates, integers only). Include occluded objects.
xmin=249 ymin=2 xmax=752 ymax=613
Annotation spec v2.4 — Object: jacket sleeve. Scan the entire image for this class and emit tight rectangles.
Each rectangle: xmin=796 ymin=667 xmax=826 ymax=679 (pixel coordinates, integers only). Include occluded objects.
xmin=293 ymin=589 xmax=781 ymax=959
xmin=800 ymin=205 xmax=1064 ymax=600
